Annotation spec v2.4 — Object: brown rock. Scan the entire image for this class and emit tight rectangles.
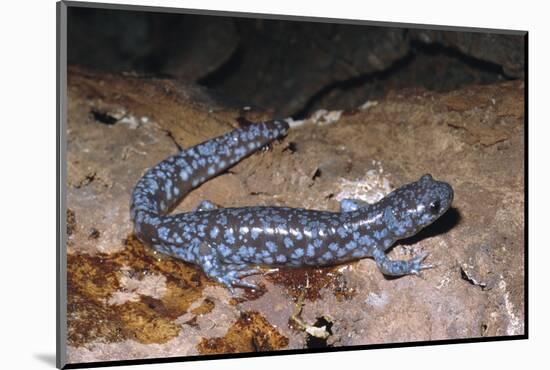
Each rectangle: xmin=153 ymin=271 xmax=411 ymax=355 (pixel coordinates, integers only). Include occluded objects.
xmin=66 ymin=68 xmax=524 ymax=362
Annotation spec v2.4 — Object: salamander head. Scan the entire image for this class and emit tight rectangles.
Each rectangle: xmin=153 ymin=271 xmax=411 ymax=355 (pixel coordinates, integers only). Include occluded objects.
xmin=382 ymin=174 xmax=454 ymax=239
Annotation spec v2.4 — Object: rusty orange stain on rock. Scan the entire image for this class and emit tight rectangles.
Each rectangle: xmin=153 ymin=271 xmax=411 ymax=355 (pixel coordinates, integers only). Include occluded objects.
xmin=265 ymin=265 xmax=357 ymax=302
xmin=196 ymin=311 xmax=289 ymax=354
xmin=67 ymin=235 xmax=213 ymax=346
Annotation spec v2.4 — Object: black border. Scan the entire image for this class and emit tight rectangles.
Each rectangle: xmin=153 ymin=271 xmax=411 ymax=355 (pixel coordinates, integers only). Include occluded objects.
xmin=57 ymin=1 xmax=528 ymax=369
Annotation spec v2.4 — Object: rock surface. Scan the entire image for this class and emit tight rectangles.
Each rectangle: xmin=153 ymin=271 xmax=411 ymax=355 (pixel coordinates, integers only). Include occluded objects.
xmin=66 ymin=68 xmax=524 ymax=363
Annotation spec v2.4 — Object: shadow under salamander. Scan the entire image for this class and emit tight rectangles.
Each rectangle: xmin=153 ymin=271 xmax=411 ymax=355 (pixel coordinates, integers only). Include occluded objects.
xmin=397 ymin=207 xmax=461 ymax=247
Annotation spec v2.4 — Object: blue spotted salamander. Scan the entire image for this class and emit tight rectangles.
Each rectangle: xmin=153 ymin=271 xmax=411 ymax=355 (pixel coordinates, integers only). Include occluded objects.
xmin=131 ymin=120 xmax=453 ymax=293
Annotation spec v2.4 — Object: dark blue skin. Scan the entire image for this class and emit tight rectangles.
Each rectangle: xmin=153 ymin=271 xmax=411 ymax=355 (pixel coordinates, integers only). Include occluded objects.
xmin=131 ymin=120 xmax=454 ymax=293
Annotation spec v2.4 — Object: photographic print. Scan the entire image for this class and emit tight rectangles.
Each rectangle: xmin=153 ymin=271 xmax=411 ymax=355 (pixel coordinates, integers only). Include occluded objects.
xmin=57 ymin=1 xmax=526 ymax=367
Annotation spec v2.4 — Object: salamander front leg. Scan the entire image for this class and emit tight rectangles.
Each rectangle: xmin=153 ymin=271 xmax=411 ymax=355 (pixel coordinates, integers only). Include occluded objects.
xmin=372 ymin=248 xmax=434 ymax=276
xmin=224 ymin=264 xmax=263 ymax=290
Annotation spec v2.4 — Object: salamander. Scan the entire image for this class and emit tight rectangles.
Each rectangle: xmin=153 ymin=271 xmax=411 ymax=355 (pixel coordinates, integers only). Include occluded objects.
xmin=130 ymin=120 xmax=454 ymax=293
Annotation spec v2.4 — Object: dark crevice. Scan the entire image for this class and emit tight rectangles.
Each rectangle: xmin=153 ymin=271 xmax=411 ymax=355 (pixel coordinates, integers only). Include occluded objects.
xmin=481 ymin=323 xmax=488 ymax=335
xmin=87 ymin=228 xmax=100 ymax=240
xmin=305 ymin=317 xmax=333 ymax=349
xmin=311 ymin=168 xmax=322 ymax=181
xmin=291 ymin=40 xmax=514 ymax=119
xmin=409 ymin=40 xmax=508 ymax=77
xmin=291 ymin=52 xmax=415 ymax=119
xmin=90 ymin=109 xmax=119 ymax=125
xmin=282 ymin=141 xmax=298 ymax=154
xmin=460 ymin=265 xmax=488 ymax=290
xmin=249 ymin=191 xmax=271 ymax=196
xmin=161 ymin=129 xmax=183 ymax=151
xmin=74 ymin=172 xmax=97 ymax=189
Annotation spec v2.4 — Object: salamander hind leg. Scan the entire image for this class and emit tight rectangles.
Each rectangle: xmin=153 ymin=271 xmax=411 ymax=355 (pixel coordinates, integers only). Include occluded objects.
xmin=372 ymin=248 xmax=434 ymax=277
xmin=196 ymin=242 xmax=261 ymax=294
xmin=339 ymin=198 xmax=370 ymax=212
xmin=195 ymin=200 xmax=218 ymax=212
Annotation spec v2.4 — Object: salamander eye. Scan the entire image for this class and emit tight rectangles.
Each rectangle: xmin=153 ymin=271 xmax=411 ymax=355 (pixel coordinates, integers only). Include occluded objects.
xmin=429 ymin=200 xmax=441 ymax=214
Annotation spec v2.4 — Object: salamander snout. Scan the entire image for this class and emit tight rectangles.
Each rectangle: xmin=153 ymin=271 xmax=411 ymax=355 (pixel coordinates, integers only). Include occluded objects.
xmin=415 ymin=174 xmax=454 ymax=227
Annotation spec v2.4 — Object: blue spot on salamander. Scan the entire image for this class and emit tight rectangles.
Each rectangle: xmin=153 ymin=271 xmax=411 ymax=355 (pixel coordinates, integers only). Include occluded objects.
xmin=265 ymin=241 xmax=277 ymax=253
xmin=337 ymin=226 xmax=347 ymax=238
xmin=306 ymin=244 xmax=316 ymax=257
xmin=224 ymin=229 xmax=235 ymax=244
xmin=284 ymin=237 xmax=294 ymax=249
xmin=210 ymin=226 xmax=219 ymax=239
